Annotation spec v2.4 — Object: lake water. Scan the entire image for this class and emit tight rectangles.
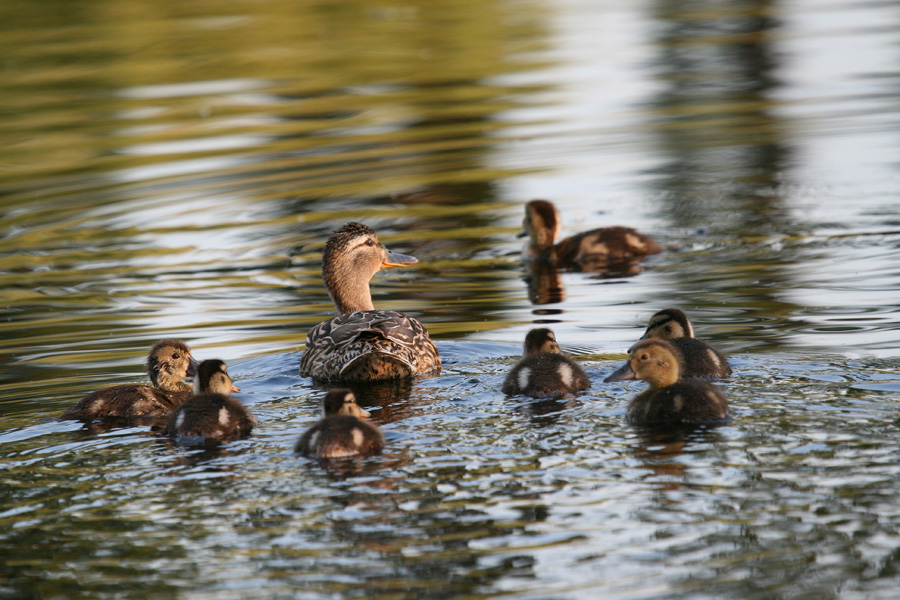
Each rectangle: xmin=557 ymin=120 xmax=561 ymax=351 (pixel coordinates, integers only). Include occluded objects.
xmin=3 ymin=0 xmax=900 ymax=598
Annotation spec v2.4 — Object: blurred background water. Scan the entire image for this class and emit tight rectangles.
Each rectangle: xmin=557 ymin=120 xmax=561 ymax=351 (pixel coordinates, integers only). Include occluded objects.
xmin=2 ymin=0 xmax=900 ymax=598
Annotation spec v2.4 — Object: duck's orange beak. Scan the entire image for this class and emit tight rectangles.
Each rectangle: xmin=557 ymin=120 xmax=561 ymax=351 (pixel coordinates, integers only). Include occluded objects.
xmin=382 ymin=250 xmax=418 ymax=268
xmin=231 ymin=383 xmax=241 ymax=392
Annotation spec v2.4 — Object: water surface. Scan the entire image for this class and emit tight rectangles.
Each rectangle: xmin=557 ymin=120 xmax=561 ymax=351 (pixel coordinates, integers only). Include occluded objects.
xmin=3 ymin=0 xmax=900 ymax=598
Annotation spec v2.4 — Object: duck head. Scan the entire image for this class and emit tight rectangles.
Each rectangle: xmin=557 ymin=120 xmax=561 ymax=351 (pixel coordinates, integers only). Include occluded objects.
xmin=322 ymin=388 xmax=370 ymax=419
xmin=147 ymin=339 xmax=200 ymax=391
xmin=522 ymin=328 xmax=562 ymax=356
xmin=322 ymin=222 xmax=418 ymax=314
xmin=639 ymin=307 xmax=694 ymax=341
xmin=605 ymin=338 xmax=682 ymax=389
xmin=193 ymin=359 xmax=240 ymax=395
xmin=518 ymin=200 xmax=561 ymax=251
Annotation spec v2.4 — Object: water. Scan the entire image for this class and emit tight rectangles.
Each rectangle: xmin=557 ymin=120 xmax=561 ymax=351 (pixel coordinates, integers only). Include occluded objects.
xmin=3 ymin=0 xmax=900 ymax=598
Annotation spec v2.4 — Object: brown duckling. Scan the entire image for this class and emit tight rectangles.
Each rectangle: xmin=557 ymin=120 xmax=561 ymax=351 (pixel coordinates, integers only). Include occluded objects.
xmin=502 ymin=328 xmax=590 ymax=398
xmin=299 ymin=222 xmax=441 ymax=382
xmin=604 ymin=339 xmax=728 ymax=426
xmin=637 ymin=307 xmax=732 ymax=379
xmin=294 ymin=389 xmax=385 ymax=458
xmin=163 ymin=359 xmax=255 ymax=445
xmin=61 ymin=339 xmax=199 ymax=422
xmin=518 ymin=199 xmax=663 ymax=270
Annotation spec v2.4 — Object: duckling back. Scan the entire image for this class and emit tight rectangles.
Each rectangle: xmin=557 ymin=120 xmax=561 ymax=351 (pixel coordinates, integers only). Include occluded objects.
xmin=627 ymin=381 xmax=728 ymax=426
xmin=295 ymin=389 xmax=385 ymax=458
xmin=163 ymin=359 xmax=255 ymax=445
xmin=502 ymin=352 xmax=591 ymax=398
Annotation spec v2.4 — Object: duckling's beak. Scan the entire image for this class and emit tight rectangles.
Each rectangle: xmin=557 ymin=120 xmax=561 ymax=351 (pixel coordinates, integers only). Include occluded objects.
xmin=516 ymin=228 xmax=528 ymax=238
xmin=382 ymin=250 xmax=418 ymax=268
xmin=231 ymin=383 xmax=240 ymax=392
xmin=604 ymin=360 xmax=636 ymax=383
xmin=359 ymin=408 xmax=371 ymax=418
xmin=187 ymin=357 xmax=200 ymax=378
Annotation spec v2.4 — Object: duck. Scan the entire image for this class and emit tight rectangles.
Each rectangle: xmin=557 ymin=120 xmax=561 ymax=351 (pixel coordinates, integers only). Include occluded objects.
xmin=163 ymin=359 xmax=255 ymax=445
xmin=61 ymin=339 xmax=199 ymax=422
xmin=299 ymin=222 xmax=441 ymax=382
xmin=294 ymin=388 xmax=385 ymax=458
xmin=604 ymin=339 xmax=728 ymax=426
xmin=502 ymin=328 xmax=591 ymax=398
xmin=518 ymin=199 xmax=664 ymax=270
xmin=635 ymin=307 xmax=732 ymax=379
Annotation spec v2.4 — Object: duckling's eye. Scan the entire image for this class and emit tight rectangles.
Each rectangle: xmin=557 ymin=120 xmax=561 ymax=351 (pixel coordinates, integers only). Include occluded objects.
xmin=664 ymin=326 xmax=671 ymax=334
xmin=640 ymin=353 xmax=649 ymax=360
xmin=172 ymin=353 xmax=180 ymax=359
xmin=365 ymin=238 xmax=376 ymax=247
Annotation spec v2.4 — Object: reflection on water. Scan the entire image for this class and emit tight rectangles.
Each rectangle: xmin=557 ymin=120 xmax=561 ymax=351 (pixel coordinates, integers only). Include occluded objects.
xmin=3 ymin=0 xmax=900 ymax=598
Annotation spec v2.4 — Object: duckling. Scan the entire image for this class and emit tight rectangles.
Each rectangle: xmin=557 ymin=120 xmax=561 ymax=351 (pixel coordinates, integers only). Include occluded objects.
xmin=163 ymin=359 xmax=255 ymax=445
xmin=518 ymin=199 xmax=663 ymax=270
xmin=637 ymin=307 xmax=732 ymax=379
xmin=502 ymin=328 xmax=591 ymax=398
xmin=61 ymin=339 xmax=199 ymax=421
xmin=294 ymin=389 xmax=385 ymax=458
xmin=299 ymin=222 xmax=441 ymax=382
xmin=604 ymin=339 xmax=728 ymax=426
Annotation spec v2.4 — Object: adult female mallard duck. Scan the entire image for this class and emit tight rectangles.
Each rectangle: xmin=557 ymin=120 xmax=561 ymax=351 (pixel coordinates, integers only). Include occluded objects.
xmin=299 ymin=222 xmax=441 ymax=381
xmin=604 ymin=339 xmax=728 ymax=426
xmin=61 ymin=339 xmax=199 ymax=422
xmin=636 ymin=307 xmax=732 ymax=379
xmin=163 ymin=359 xmax=255 ymax=445
xmin=294 ymin=388 xmax=385 ymax=458
xmin=518 ymin=199 xmax=664 ymax=270
xmin=502 ymin=328 xmax=590 ymax=398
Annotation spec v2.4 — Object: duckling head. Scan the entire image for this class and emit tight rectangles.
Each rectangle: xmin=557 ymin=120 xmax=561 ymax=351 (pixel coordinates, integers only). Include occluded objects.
xmin=640 ymin=307 xmax=694 ymax=341
xmin=605 ymin=339 xmax=682 ymax=389
xmin=322 ymin=222 xmax=418 ymax=314
xmin=322 ymin=388 xmax=370 ymax=419
xmin=518 ymin=200 xmax=561 ymax=251
xmin=523 ymin=328 xmax=562 ymax=356
xmin=194 ymin=359 xmax=240 ymax=396
xmin=147 ymin=339 xmax=199 ymax=391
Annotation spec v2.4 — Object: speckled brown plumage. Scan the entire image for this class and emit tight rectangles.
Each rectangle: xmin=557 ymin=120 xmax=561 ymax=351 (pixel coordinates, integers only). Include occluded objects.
xmin=299 ymin=222 xmax=441 ymax=382
xmin=502 ymin=328 xmax=590 ymax=398
xmin=294 ymin=389 xmax=385 ymax=458
xmin=61 ymin=339 xmax=198 ymax=422
xmin=163 ymin=359 xmax=255 ymax=445
xmin=636 ymin=307 xmax=732 ymax=379
xmin=605 ymin=339 xmax=729 ymax=426
xmin=519 ymin=199 xmax=663 ymax=270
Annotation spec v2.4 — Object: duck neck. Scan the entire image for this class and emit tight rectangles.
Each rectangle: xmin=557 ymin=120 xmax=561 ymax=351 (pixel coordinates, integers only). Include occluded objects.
xmin=324 ymin=260 xmax=376 ymax=314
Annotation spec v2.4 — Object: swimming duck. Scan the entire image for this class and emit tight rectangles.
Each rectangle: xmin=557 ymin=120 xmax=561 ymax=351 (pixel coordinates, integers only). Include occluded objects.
xmin=518 ymin=199 xmax=664 ymax=270
xmin=163 ymin=359 xmax=255 ymax=445
xmin=61 ymin=339 xmax=199 ymax=421
xmin=502 ymin=328 xmax=591 ymax=398
xmin=299 ymin=222 xmax=441 ymax=381
xmin=604 ymin=339 xmax=728 ymax=426
xmin=294 ymin=388 xmax=385 ymax=458
xmin=636 ymin=307 xmax=732 ymax=379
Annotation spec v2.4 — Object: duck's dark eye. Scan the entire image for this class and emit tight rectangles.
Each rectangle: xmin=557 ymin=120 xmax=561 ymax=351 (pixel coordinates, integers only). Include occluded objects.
xmin=365 ymin=238 xmax=376 ymax=247
xmin=172 ymin=353 xmax=180 ymax=359
xmin=641 ymin=353 xmax=649 ymax=360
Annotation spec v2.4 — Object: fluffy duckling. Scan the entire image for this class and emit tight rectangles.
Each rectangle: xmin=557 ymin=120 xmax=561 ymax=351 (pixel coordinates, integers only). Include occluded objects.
xmin=294 ymin=389 xmax=385 ymax=458
xmin=518 ymin=200 xmax=663 ymax=269
xmin=604 ymin=339 xmax=728 ymax=426
xmin=163 ymin=359 xmax=255 ymax=445
xmin=299 ymin=222 xmax=441 ymax=382
xmin=637 ymin=307 xmax=732 ymax=379
xmin=61 ymin=339 xmax=199 ymax=421
xmin=502 ymin=328 xmax=590 ymax=398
